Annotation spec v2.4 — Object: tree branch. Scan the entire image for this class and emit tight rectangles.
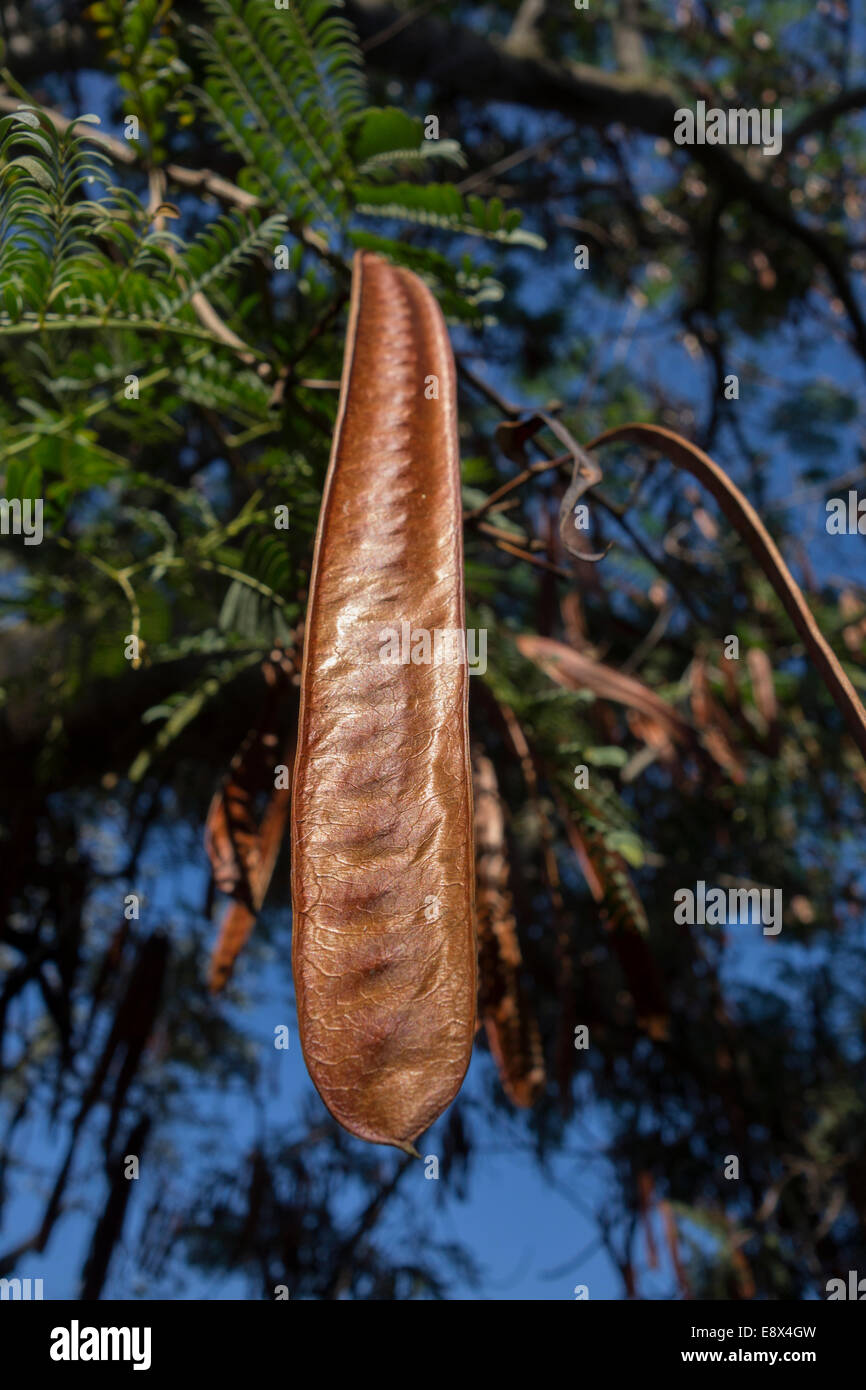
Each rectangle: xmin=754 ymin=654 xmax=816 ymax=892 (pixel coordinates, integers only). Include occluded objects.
xmin=787 ymin=85 xmax=866 ymax=147
xmin=345 ymin=2 xmax=866 ymax=364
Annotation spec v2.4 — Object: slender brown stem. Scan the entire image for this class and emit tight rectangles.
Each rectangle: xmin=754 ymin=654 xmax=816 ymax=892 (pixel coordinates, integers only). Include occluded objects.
xmin=465 ymin=451 xmax=572 ymax=521
xmin=591 ymin=423 xmax=866 ymax=765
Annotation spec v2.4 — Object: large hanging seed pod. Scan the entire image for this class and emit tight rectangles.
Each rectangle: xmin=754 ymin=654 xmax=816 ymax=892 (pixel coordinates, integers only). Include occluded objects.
xmin=291 ymin=251 xmax=476 ymax=1152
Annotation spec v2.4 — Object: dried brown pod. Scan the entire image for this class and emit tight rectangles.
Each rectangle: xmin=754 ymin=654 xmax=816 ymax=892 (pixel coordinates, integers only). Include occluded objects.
xmin=516 ymin=631 xmax=695 ymax=755
xmin=208 ymin=743 xmax=294 ymax=993
xmin=291 ymin=251 xmax=476 ymax=1152
xmin=839 ymin=588 xmax=866 ymax=653
xmin=473 ymin=748 xmax=545 ymax=1108
xmin=204 ymin=648 xmax=295 ymax=906
xmin=555 ymin=789 xmax=669 ymax=1040
xmin=689 ymin=655 xmax=747 ymax=784
xmin=493 ymin=699 xmax=574 ymax=1108
xmin=206 ymin=649 xmax=296 ymax=992
xmin=745 ymin=646 xmax=778 ymax=739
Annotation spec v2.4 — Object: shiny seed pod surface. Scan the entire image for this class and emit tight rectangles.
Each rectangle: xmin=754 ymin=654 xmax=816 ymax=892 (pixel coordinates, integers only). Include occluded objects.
xmin=291 ymin=251 xmax=476 ymax=1151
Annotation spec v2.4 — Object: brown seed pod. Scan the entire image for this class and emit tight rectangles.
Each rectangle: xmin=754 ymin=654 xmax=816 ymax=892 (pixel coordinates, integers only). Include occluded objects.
xmin=206 ymin=650 xmax=297 ymax=992
xmin=516 ymin=632 xmax=695 ymax=753
xmin=473 ymin=747 xmax=545 ymax=1108
xmin=291 ymin=251 xmax=476 ymax=1152
xmin=208 ymin=743 xmax=294 ymax=994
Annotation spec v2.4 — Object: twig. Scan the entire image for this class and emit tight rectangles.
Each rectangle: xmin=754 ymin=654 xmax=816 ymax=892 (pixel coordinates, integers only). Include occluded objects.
xmin=464 ymin=451 xmax=572 ymax=520
xmin=475 ymin=523 xmax=573 ymax=579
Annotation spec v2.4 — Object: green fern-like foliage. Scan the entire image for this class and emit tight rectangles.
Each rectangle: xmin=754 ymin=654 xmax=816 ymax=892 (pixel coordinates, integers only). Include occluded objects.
xmin=188 ymin=0 xmax=542 ymax=263
xmin=0 ymin=0 xmax=544 ymax=777
xmin=0 ymin=109 xmax=287 ymax=503
xmin=190 ymin=0 xmax=360 ymax=226
xmin=84 ymin=0 xmax=195 ymax=157
xmin=0 ymin=109 xmax=287 ymax=339
xmin=0 ymin=103 xmax=295 ymax=734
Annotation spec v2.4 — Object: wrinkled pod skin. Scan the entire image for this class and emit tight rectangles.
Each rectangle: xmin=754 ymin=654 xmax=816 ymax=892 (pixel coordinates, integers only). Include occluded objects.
xmin=291 ymin=251 xmax=476 ymax=1152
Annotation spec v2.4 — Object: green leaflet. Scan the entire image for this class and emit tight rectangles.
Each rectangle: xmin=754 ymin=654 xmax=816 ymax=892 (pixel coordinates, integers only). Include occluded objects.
xmin=355 ymin=181 xmax=546 ymax=247
xmin=349 ymin=106 xmax=465 ymax=175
